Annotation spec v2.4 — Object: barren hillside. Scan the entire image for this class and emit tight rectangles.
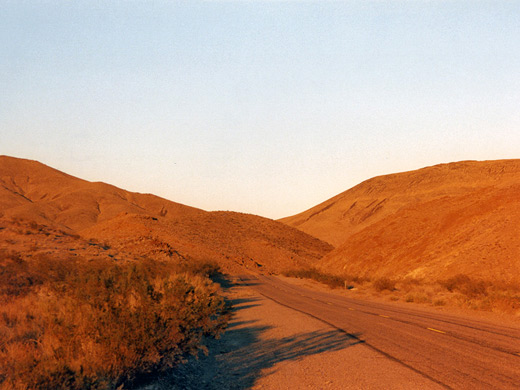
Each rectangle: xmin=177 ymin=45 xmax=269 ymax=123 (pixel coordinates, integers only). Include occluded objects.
xmin=0 ymin=155 xmax=204 ymax=232
xmin=82 ymin=211 xmax=333 ymax=273
xmin=0 ymin=156 xmax=332 ymax=273
xmin=281 ymin=160 xmax=520 ymax=283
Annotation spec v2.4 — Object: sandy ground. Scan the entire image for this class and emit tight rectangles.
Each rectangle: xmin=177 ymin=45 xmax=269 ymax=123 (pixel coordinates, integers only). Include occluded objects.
xmin=143 ymin=277 xmax=445 ymax=390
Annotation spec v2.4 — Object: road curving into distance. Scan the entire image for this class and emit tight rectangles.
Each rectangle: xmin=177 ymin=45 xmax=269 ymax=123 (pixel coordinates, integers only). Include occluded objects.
xmin=238 ymin=274 xmax=520 ymax=390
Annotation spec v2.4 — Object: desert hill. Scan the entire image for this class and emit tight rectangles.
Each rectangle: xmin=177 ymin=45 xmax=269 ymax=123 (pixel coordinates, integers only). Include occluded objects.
xmin=82 ymin=210 xmax=332 ymax=273
xmin=281 ymin=160 xmax=520 ymax=283
xmin=0 ymin=155 xmax=204 ymax=232
xmin=0 ymin=156 xmax=332 ymax=273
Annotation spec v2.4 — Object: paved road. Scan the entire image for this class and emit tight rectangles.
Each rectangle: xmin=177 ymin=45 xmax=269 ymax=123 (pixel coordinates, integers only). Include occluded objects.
xmin=238 ymin=274 xmax=520 ymax=390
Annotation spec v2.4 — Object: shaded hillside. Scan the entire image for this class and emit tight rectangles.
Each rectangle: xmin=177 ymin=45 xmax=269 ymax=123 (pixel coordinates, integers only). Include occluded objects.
xmin=0 ymin=156 xmax=333 ymax=273
xmin=282 ymin=160 xmax=520 ymax=283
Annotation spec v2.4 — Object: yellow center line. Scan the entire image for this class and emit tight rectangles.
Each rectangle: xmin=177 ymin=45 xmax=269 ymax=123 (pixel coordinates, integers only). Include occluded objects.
xmin=348 ymin=308 xmax=355 ymax=311
xmin=379 ymin=315 xmax=390 ymax=318
xmin=427 ymin=327 xmax=446 ymax=334
xmin=327 ymin=302 xmax=333 ymax=305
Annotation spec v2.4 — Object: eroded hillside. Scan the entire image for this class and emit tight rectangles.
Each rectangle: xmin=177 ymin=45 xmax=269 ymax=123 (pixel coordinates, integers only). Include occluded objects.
xmin=281 ymin=160 xmax=520 ymax=284
xmin=0 ymin=156 xmax=333 ymax=274
xmin=280 ymin=160 xmax=520 ymax=247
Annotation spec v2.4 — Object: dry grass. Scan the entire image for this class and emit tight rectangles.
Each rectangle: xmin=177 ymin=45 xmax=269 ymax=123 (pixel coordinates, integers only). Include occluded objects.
xmin=373 ymin=277 xmax=396 ymax=292
xmin=0 ymin=250 xmax=229 ymax=390
xmin=389 ymin=274 xmax=520 ymax=315
xmin=282 ymin=268 xmax=345 ymax=289
xmin=283 ymin=268 xmax=372 ymax=290
xmin=439 ymin=274 xmax=488 ymax=297
xmin=286 ymin=267 xmax=520 ymax=316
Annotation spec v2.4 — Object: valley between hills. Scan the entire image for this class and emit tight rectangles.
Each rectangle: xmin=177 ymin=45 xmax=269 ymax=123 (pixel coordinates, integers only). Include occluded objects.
xmin=1 ymin=155 xmax=520 ymax=389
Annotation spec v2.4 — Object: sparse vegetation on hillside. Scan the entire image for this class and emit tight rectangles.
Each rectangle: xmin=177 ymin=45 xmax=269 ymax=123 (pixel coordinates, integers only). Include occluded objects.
xmin=0 ymin=250 xmax=230 ymax=390
xmin=1 ymin=156 xmax=334 ymax=276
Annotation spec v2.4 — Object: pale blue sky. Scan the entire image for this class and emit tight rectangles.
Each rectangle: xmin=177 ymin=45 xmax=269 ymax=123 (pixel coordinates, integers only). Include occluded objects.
xmin=2 ymin=1 xmax=520 ymax=218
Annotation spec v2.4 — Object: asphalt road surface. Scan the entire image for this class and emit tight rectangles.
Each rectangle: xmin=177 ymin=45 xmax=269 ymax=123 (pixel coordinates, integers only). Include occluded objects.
xmin=238 ymin=274 xmax=520 ymax=390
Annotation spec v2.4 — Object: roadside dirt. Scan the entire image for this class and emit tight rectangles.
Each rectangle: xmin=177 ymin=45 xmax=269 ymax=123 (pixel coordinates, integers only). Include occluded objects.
xmin=142 ymin=276 xmax=445 ymax=390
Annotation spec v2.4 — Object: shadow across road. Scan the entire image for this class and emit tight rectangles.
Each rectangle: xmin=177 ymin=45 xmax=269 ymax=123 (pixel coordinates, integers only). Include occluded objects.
xmin=151 ymin=298 xmax=363 ymax=390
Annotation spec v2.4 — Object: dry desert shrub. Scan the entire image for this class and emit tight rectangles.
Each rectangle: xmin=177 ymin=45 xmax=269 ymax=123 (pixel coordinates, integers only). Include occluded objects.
xmin=373 ymin=277 xmax=396 ymax=292
xmin=396 ymin=278 xmax=421 ymax=293
xmin=440 ymin=274 xmax=488 ymax=298
xmin=0 ymin=252 xmax=229 ymax=390
xmin=283 ymin=267 xmax=345 ymax=289
xmin=176 ymin=258 xmax=221 ymax=279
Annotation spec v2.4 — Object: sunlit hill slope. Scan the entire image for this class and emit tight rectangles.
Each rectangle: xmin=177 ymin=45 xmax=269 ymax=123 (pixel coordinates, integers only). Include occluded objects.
xmin=281 ymin=160 xmax=520 ymax=283
xmin=0 ymin=155 xmax=333 ymax=273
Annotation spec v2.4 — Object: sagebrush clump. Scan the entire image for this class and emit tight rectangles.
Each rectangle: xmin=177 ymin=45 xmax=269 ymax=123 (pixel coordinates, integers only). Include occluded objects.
xmin=440 ymin=274 xmax=488 ymax=297
xmin=373 ymin=277 xmax=396 ymax=292
xmin=0 ymin=251 xmax=229 ymax=390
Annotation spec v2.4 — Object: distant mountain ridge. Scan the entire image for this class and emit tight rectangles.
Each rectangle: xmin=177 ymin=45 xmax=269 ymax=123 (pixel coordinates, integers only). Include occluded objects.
xmin=0 ymin=155 xmax=333 ymax=273
xmin=281 ymin=159 xmax=520 ymax=283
